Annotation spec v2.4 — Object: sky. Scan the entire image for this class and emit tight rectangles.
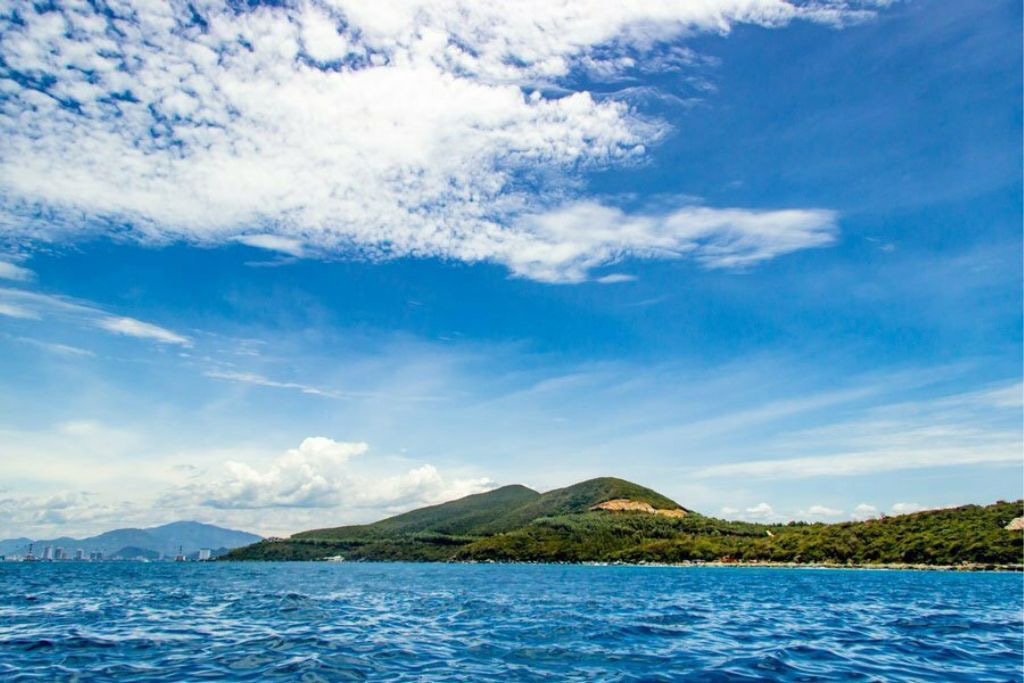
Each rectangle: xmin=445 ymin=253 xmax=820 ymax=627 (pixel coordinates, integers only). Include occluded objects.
xmin=0 ymin=0 xmax=1020 ymax=538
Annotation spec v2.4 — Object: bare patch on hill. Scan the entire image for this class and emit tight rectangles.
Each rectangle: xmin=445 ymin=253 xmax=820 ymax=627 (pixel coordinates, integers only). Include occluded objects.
xmin=591 ymin=498 xmax=687 ymax=518
xmin=1005 ymin=516 xmax=1024 ymax=531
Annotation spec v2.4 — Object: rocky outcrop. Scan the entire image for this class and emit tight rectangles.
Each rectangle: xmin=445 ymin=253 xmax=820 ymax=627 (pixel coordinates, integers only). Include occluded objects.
xmin=591 ymin=498 xmax=687 ymax=518
xmin=1005 ymin=516 xmax=1024 ymax=531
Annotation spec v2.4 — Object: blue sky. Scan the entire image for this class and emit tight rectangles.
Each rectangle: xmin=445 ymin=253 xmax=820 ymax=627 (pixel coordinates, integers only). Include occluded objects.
xmin=0 ymin=0 xmax=1020 ymax=537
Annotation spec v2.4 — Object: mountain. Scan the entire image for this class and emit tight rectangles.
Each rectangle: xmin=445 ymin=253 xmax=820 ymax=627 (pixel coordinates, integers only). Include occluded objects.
xmin=224 ymin=479 xmax=1023 ymax=567
xmin=112 ymin=546 xmax=161 ymax=561
xmin=0 ymin=521 xmax=262 ymax=558
xmin=476 ymin=477 xmax=688 ymax=534
xmin=299 ymin=484 xmax=542 ymax=539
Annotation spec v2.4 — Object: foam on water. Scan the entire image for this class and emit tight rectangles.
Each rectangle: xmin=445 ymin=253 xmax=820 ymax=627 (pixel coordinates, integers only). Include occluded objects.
xmin=0 ymin=562 xmax=1020 ymax=681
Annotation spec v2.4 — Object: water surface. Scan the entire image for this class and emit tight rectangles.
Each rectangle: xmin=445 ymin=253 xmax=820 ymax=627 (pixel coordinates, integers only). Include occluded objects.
xmin=1 ymin=562 xmax=1020 ymax=681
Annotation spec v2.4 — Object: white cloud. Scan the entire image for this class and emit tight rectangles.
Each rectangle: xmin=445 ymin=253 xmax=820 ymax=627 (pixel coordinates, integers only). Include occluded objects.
xmin=204 ymin=369 xmax=341 ymax=398
xmin=0 ymin=1 xmax=868 ymax=282
xmin=692 ymin=381 xmax=1023 ymax=480
xmin=693 ymin=444 xmax=1021 ymax=480
xmin=745 ymin=502 xmax=774 ymax=519
xmin=13 ymin=337 xmax=94 ymax=356
xmin=890 ymin=502 xmax=924 ymax=515
xmin=0 ymin=287 xmax=191 ymax=347
xmin=235 ymin=234 xmax=306 ymax=257
xmin=505 ymin=203 xmax=837 ymax=282
xmin=0 ymin=302 xmax=39 ymax=319
xmin=803 ymin=504 xmax=843 ymax=518
xmin=0 ymin=490 xmax=136 ymax=530
xmin=0 ymin=261 xmax=33 ymax=281
xmin=95 ymin=316 xmax=191 ymax=346
xmin=851 ymin=503 xmax=878 ymax=520
xmin=595 ymin=273 xmax=637 ymax=284
xmin=176 ymin=437 xmax=492 ymax=510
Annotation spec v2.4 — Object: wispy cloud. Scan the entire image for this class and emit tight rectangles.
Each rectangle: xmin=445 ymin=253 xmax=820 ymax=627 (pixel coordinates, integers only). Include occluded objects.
xmin=204 ymin=370 xmax=343 ymax=398
xmin=235 ymin=235 xmax=306 ymax=258
xmin=694 ymin=444 xmax=1020 ymax=480
xmin=0 ymin=1 xmax=870 ymax=282
xmin=0 ymin=287 xmax=190 ymax=347
xmin=693 ymin=381 xmax=1022 ymax=480
xmin=0 ymin=302 xmax=39 ymax=319
xmin=507 ymin=203 xmax=837 ymax=282
xmin=595 ymin=273 xmax=637 ymax=284
xmin=10 ymin=336 xmax=94 ymax=356
xmin=96 ymin=317 xmax=191 ymax=346
xmin=0 ymin=261 xmax=34 ymax=282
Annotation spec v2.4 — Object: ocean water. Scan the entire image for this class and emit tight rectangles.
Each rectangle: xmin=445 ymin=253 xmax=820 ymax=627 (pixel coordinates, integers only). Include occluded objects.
xmin=0 ymin=563 xmax=1020 ymax=682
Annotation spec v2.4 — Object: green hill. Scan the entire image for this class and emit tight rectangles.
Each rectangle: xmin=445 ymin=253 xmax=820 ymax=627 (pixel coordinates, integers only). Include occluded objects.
xmin=296 ymin=484 xmax=541 ymax=539
xmin=222 ymin=478 xmax=1023 ymax=568
xmin=476 ymin=477 xmax=687 ymax=534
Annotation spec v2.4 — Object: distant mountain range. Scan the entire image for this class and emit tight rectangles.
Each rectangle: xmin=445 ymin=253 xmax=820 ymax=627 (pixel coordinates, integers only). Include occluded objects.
xmin=0 ymin=521 xmax=262 ymax=559
xmin=224 ymin=477 xmax=1024 ymax=567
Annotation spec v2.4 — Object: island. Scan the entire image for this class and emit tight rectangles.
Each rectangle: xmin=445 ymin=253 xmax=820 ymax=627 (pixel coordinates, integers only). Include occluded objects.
xmin=223 ymin=477 xmax=1024 ymax=569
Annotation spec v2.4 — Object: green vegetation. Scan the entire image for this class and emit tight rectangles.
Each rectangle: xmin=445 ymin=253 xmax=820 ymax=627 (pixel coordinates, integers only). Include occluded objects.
xmin=295 ymin=484 xmax=540 ymax=540
xmin=222 ymin=478 xmax=1023 ymax=568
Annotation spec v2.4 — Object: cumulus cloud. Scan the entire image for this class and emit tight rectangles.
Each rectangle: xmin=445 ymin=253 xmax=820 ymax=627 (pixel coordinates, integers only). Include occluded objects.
xmin=744 ymin=502 xmax=775 ymax=519
xmin=890 ymin=502 xmax=925 ymax=515
xmin=175 ymin=437 xmax=492 ymax=510
xmin=803 ymin=504 xmax=843 ymax=518
xmin=0 ymin=0 xmax=868 ymax=282
xmin=0 ymin=490 xmax=144 ymax=536
xmin=851 ymin=503 xmax=878 ymax=520
xmin=95 ymin=316 xmax=191 ymax=346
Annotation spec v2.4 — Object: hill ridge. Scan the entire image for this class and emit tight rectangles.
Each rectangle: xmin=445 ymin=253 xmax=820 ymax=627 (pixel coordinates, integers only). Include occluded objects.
xmin=223 ymin=477 xmax=1024 ymax=567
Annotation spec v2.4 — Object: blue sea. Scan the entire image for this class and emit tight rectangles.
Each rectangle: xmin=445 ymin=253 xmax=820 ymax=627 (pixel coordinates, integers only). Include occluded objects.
xmin=0 ymin=563 xmax=1020 ymax=682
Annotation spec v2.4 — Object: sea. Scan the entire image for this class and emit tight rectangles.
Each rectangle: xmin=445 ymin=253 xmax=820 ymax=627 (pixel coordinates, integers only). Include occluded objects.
xmin=0 ymin=562 xmax=1021 ymax=681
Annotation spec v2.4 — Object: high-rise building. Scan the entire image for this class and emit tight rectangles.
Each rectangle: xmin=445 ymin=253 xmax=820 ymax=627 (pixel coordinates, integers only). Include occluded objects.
xmin=198 ymin=548 xmax=212 ymax=561
xmin=42 ymin=546 xmax=53 ymax=561
xmin=54 ymin=548 xmax=65 ymax=560
xmin=74 ymin=549 xmax=85 ymax=560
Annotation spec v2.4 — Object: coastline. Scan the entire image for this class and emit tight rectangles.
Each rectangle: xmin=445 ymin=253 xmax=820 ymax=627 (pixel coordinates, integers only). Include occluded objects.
xmin=303 ymin=558 xmax=1024 ymax=572
xmin=577 ymin=560 xmax=1024 ymax=572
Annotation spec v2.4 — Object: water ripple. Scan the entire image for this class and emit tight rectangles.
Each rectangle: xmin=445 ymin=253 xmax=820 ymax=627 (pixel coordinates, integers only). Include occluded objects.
xmin=0 ymin=563 xmax=1020 ymax=681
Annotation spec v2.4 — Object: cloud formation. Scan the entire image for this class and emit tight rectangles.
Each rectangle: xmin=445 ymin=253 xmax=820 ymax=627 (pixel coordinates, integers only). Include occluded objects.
xmin=692 ymin=381 xmax=1023 ymax=480
xmin=96 ymin=316 xmax=191 ymax=346
xmin=0 ymin=287 xmax=189 ymax=347
xmin=0 ymin=0 xmax=865 ymax=281
xmin=850 ymin=503 xmax=878 ymax=520
xmin=890 ymin=502 xmax=924 ymax=515
xmin=0 ymin=261 xmax=33 ymax=281
xmin=0 ymin=302 xmax=39 ymax=319
xmin=176 ymin=436 xmax=492 ymax=510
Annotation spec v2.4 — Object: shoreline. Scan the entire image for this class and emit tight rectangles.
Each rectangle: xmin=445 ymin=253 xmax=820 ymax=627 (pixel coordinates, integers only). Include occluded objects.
xmin=577 ymin=560 xmax=1024 ymax=572
xmin=304 ymin=558 xmax=1024 ymax=572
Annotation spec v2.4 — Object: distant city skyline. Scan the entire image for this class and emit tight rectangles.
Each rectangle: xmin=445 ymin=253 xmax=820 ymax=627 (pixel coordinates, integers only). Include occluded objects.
xmin=0 ymin=0 xmax=1020 ymax=538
